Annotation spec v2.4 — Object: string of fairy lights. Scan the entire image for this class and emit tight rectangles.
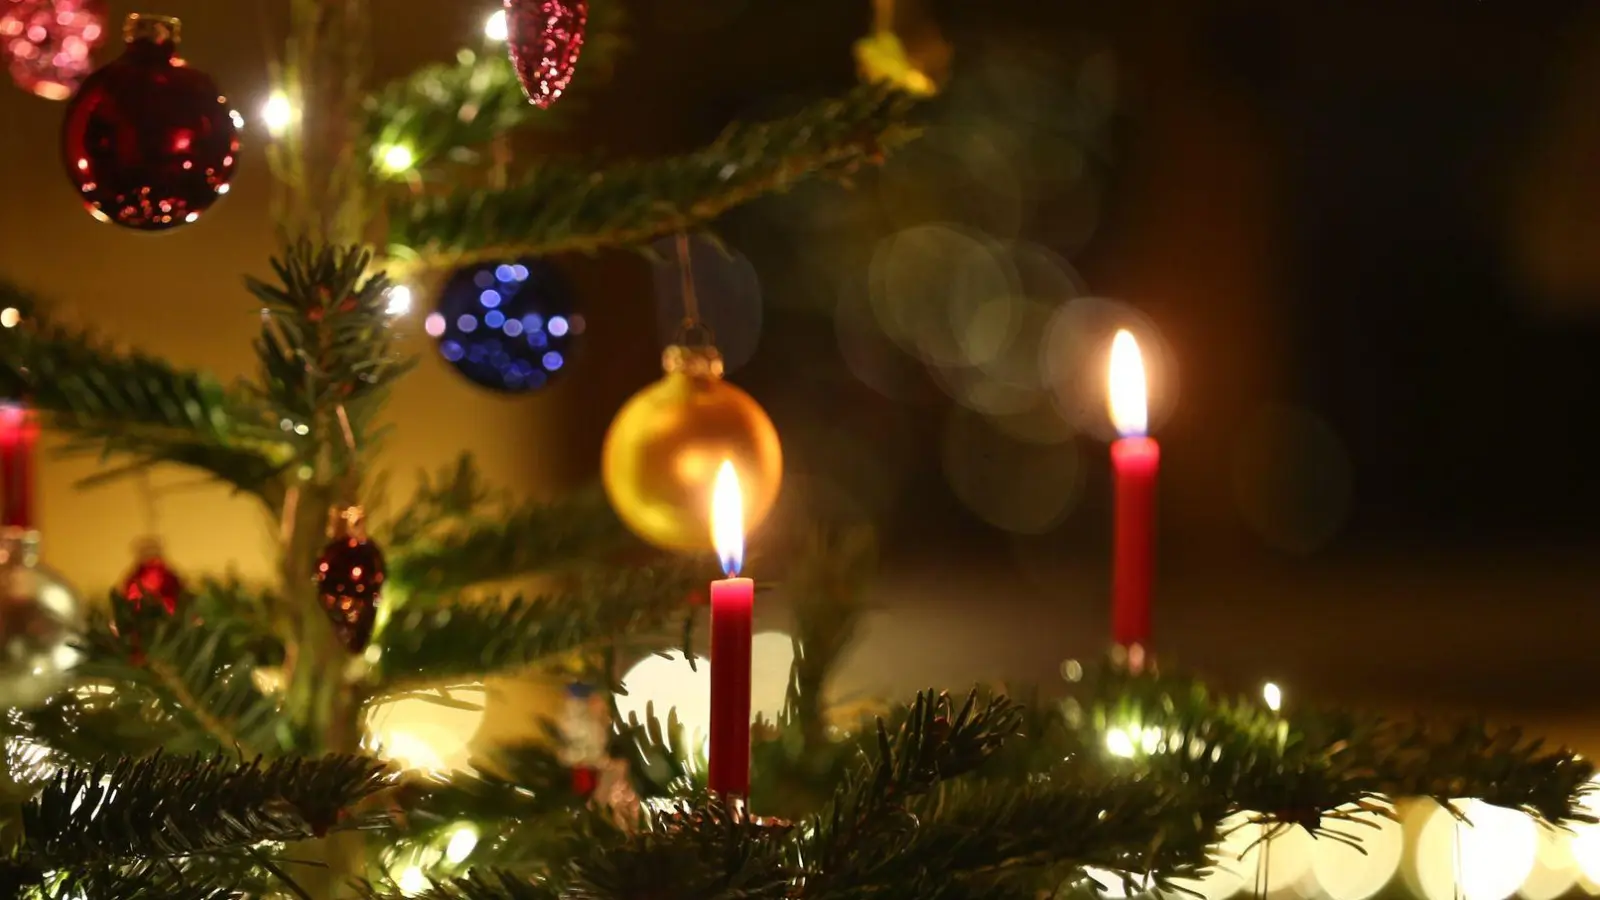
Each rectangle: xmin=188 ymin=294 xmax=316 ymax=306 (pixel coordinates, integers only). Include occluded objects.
xmin=253 ymin=8 xmax=514 ymax=324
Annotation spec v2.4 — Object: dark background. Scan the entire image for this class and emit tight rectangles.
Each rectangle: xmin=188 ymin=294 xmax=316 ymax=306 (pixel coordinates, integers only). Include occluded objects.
xmin=4 ymin=1 xmax=1599 ymax=741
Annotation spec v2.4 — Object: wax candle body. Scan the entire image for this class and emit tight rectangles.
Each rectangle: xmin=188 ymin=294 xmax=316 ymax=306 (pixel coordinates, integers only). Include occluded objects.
xmin=708 ymin=576 xmax=753 ymax=795
xmin=1111 ymin=436 xmax=1159 ymax=647
xmin=0 ymin=405 xmax=37 ymax=529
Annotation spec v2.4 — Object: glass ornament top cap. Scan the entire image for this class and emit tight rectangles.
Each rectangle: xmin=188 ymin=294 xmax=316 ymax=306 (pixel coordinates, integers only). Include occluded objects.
xmin=124 ymin=14 xmax=181 ymax=46
xmin=330 ymin=505 xmax=369 ymax=539
xmin=662 ymin=344 xmax=724 ymax=379
xmin=0 ymin=526 xmax=42 ymax=567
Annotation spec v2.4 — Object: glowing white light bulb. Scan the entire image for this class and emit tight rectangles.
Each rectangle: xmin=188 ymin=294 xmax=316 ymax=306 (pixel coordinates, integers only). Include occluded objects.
xmin=444 ymin=824 xmax=479 ymax=864
xmin=262 ymin=90 xmax=293 ymax=137
xmin=484 ymin=9 xmax=508 ymax=42
xmin=386 ymin=285 xmax=414 ymax=317
xmin=397 ymin=865 xmax=430 ymax=896
xmin=380 ymin=143 xmax=416 ymax=173
xmin=1105 ymin=727 xmax=1135 ymax=758
xmin=1262 ymin=681 xmax=1282 ymax=712
xmin=0 ymin=308 xmax=19 ymax=329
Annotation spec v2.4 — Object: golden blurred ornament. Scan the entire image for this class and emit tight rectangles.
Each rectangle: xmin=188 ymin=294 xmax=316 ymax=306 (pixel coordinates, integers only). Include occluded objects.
xmin=602 ymin=345 xmax=782 ymax=552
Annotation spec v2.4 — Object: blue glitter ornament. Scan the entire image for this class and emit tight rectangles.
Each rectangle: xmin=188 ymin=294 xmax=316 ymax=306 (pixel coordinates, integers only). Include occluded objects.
xmin=425 ymin=259 xmax=584 ymax=393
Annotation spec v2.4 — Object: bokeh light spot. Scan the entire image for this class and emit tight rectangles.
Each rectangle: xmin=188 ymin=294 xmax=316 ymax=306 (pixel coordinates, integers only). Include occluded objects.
xmin=941 ymin=407 xmax=1083 ymax=533
xmin=1231 ymin=404 xmax=1354 ymax=555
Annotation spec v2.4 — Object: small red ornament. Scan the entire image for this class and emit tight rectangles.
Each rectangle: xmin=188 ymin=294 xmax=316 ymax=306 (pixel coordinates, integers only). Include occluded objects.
xmin=503 ymin=0 xmax=586 ymax=109
xmin=120 ymin=540 xmax=182 ymax=616
xmin=315 ymin=506 xmax=385 ymax=653
xmin=0 ymin=0 xmax=109 ymax=100
xmin=60 ymin=14 xmax=239 ymax=230
xmin=570 ymin=765 xmax=599 ymax=798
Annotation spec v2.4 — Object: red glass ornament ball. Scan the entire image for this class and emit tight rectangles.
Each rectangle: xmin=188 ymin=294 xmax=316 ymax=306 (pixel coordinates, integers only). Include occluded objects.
xmin=121 ymin=552 xmax=182 ymax=616
xmin=0 ymin=0 xmax=109 ymax=100
xmin=315 ymin=535 xmax=385 ymax=653
xmin=60 ymin=14 xmax=240 ymax=230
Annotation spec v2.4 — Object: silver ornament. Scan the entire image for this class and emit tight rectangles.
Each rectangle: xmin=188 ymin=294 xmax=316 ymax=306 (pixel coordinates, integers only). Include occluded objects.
xmin=0 ymin=528 xmax=81 ymax=709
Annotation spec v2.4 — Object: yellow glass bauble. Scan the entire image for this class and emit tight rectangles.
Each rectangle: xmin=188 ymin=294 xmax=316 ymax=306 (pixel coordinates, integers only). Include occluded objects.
xmin=602 ymin=346 xmax=782 ymax=551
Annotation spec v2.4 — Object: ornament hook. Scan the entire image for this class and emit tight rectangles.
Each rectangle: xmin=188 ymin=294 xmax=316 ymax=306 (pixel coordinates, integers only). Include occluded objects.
xmin=672 ymin=232 xmax=717 ymax=349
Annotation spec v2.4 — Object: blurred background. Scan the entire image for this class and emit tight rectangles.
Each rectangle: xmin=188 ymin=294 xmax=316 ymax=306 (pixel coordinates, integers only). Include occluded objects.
xmin=4 ymin=0 xmax=1600 ymax=773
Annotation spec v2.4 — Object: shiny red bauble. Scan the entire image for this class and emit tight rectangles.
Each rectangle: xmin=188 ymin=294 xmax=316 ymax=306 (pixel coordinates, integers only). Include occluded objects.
xmin=60 ymin=14 xmax=239 ymax=230
xmin=0 ymin=0 xmax=110 ymax=100
xmin=504 ymin=0 xmax=587 ymax=108
xmin=120 ymin=549 xmax=182 ymax=616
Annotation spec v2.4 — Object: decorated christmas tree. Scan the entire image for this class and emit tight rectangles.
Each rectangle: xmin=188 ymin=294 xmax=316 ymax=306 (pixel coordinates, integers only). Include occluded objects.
xmin=0 ymin=2 xmax=1593 ymax=900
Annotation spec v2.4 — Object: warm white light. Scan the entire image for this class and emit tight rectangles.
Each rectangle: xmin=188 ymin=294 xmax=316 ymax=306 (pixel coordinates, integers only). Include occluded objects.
xmin=380 ymin=143 xmax=416 ymax=173
xmin=1416 ymin=799 xmax=1538 ymax=900
xmin=386 ymin=285 xmax=413 ymax=317
xmin=444 ymin=824 xmax=479 ymax=864
xmin=1107 ymin=329 xmax=1148 ymax=437
xmin=1105 ymin=727 xmax=1135 ymax=758
xmin=1262 ymin=681 xmax=1282 ymax=713
xmin=365 ymin=690 xmax=486 ymax=772
xmin=1522 ymin=821 xmax=1579 ymax=900
xmin=484 ymin=9 xmax=508 ymax=41
xmin=712 ymin=460 xmax=744 ymax=576
xmin=397 ymin=865 xmax=430 ymax=896
xmin=1083 ymin=868 xmax=1153 ymax=898
xmin=614 ymin=650 xmax=713 ymax=758
xmin=1161 ymin=812 xmax=1295 ymax=900
xmin=262 ymin=90 xmax=293 ymax=137
xmin=1568 ymin=779 xmax=1600 ymax=883
xmin=1311 ymin=800 xmax=1403 ymax=900
xmin=613 ymin=635 xmax=795 ymax=759
xmin=0 ymin=308 xmax=18 ymax=329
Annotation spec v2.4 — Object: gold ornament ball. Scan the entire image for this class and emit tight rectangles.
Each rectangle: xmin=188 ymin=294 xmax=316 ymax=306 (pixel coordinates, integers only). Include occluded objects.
xmin=603 ymin=349 xmax=782 ymax=551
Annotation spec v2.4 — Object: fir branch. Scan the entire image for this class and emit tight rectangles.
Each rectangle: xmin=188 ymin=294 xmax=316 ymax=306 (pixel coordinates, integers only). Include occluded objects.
xmin=796 ymin=690 xmax=1024 ymax=896
xmin=361 ymin=0 xmax=626 ymax=173
xmin=875 ymin=778 xmax=1216 ymax=896
xmin=386 ymin=86 xmax=922 ymax=272
xmin=6 ymin=690 xmax=180 ymax=769
xmin=386 ymin=486 xmax=644 ymax=600
xmin=389 ymin=753 xmax=600 ymax=872
xmin=394 ymin=758 xmax=572 ymax=834
xmin=364 ymin=48 xmax=546 ymax=174
xmin=20 ymin=753 xmax=392 ymax=867
xmin=76 ymin=588 xmax=303 ymax=756
xmin=1073 ymin=663 xmax=1598 ymax=830
xmin=32 ymin=861 xmax=246 ymax=900
xmin=361 ymin=869 xmax=561 ymax=900
xmin=0 ymin=286 xmax=291 ymax=497
xmin=247 ymin=242 xmax=413 ymax=475
xmin=564 ymin=796 xmax=790 ymax=900
xmin=373 ymin=561 xmax=699 ymax=690
xmin=781 ymin=526 xmax=878 ymax=748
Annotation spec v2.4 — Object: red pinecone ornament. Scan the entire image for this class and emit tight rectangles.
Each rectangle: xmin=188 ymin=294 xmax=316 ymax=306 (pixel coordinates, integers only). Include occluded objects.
xmin=0 ymin=0 xmax=109 ymax=100
xmin=315 ymin=507 xmax=385 ymax=653
xmin=120 ymin=545 xmax=182 ymax=616
xmin=60 ymin=14 xmax=239 ymax=230
xmin=503 ymin=0 xmax=586 ymax=109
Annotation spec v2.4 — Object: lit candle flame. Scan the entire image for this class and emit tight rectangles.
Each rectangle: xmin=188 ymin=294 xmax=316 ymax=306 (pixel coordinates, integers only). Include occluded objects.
xmin=711 ymin=460 xmax=744 ymax=576
xmin=1107 ymin=330 xmax=1148 ymax=438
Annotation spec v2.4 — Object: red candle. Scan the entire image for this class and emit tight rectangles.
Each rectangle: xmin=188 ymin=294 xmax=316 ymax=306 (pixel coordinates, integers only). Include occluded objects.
xmin=1108 ymin=331 xmax=1159 ymax=649
xmin=708 ymin=460 xmax=753 ymax=796
xmin=0 ymin=403 xmax=38 ymax=529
